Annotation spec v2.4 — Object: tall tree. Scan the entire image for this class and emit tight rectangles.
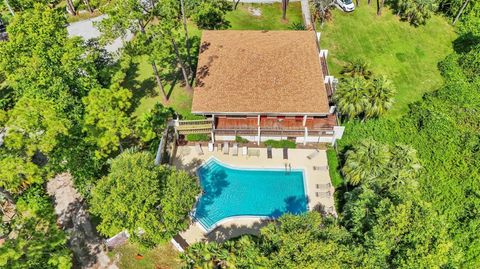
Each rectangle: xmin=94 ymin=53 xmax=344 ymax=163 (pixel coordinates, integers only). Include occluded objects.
xmin=282 ymin=0 xmax=289 ymax=20
xmin=334 ymin=77 xmax=369 ymax=119
xmin=82 ymin=82 xmax=132 ymax=159
xmin=0 ymin=187 xmax=72 ymax=268
xmin=366 ymin=75 xmax=395 ymax=118
xmin=90 ymin=150 xmax=199 ymax=246
xmin=0 ymin=4 xmax=97 ymax=109
xmin=65 ymin=0 xmax=75 ymax=15
xmin=396 ymin=0 xmax=438 ymax=26
xmin=3 ymin=96 xmax=70 ymax=157
xmin=342 ymin=139 xmax=391 ymax=186
xmin=98 ymin=0 xmax=169 ymax=101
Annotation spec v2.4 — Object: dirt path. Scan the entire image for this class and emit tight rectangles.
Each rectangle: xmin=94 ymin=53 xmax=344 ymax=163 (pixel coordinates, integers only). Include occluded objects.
xmin=47 ymin=173 xmax=118 ymax=269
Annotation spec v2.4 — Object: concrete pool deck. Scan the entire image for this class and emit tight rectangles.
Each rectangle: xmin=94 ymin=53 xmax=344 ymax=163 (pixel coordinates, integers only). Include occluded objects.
xmin=173 ymin=145 xmax=336 ymax=245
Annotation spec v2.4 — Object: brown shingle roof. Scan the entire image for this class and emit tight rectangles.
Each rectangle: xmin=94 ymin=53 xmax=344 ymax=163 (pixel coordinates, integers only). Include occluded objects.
xmin=191 ymin=30 xmax=329 ymax=115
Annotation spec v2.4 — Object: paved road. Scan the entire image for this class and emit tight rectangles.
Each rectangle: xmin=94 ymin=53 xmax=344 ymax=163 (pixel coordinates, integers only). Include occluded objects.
xmin=67 ymin=14 xmax=132 ymax=53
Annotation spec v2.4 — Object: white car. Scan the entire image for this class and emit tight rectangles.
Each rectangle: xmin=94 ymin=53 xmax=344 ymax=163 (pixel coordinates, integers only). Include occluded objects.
xmin=336 ymin=0 xmax=355 ymax=12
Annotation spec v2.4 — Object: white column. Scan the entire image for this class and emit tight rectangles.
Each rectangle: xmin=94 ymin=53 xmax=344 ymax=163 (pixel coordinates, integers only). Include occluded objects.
xmin=257 ymin=126 xmax=261 ymax=145
xmin=304 ymin=127 xmax=308 ymax=146
xmin=211 ymin=114 xmax=215 ymax=143
xmin=302 ymin=115 xmax=307 ymax=127
xmin=257 ymin=114 xmax=260 ymax=126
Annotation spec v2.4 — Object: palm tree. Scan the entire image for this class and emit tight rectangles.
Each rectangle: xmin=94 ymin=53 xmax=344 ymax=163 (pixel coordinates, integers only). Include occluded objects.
xmin=334 ymin=77 xmax=369 ymax=119
xmin=340 ymin=58 xmax=373 ymax=79
xmin=365 ymin=75 xmax=395 ymax=118
xmin=342 ymin=139 xmax=391 ymax=186
xmin=388 ymin=143 xmax=422 ymax=185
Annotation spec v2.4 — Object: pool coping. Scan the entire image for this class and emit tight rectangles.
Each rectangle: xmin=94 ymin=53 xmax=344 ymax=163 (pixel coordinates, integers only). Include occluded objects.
xmin=191 ymin=156 xmax=310 ymax=234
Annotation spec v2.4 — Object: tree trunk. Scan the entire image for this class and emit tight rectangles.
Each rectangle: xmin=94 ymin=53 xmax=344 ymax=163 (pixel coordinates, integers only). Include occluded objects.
xmin=152 ymin=62 xmax=168 ymax=102
xmin=66 ymin=0 xmax=76 ymax=16
xmin=380 ymin=0 xmax=384 ymax=15
xmin=83 ymin=0 xmax=94 ymax=13
xmin=139 ymin=22 xmax=168 ymax=101
xmin=232 ymin=0 xmax=240 ymax=10
xmin=376 ymin=0 xmax=381 ymax=15
xmin=356 ymin=0 xmax=359 ymax=7
xmin=4 ymin=0 xmax=14 ymax=16
xmin=282 ymin=0 xmax=289 ymax=20
xmin=180 ymin=0 xmax=193 ymax=79
xmin=453 ymin=0 xmax=471 ymax=25
xmin=171 ymin=38 xmax=192 ymax=91
xmin=368 ymin=0 xmax=371 ymax=5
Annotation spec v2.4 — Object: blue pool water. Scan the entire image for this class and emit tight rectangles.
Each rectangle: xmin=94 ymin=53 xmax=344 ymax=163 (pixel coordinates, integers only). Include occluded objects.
xmin=194 ymin=158 xmax=307 ymax=230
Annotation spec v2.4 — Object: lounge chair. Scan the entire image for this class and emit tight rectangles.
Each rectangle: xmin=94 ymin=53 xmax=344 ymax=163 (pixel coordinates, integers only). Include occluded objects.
xmin=232 ymin=143 xmax=238 ymax=156
xmin=313 ymin=165 xmax=329 ymax=171
xmin=217 ymin=143 xmax=222 ymax=152
xmin=307 ymin=149 xmax=320 ymax=160
xmin=327 ymin=206 xmax=335 ymax=214
xmin=248 ymin=149 xmax=260 ymax=157
xmin=315 ymin=191 xmax=331 ymax=198
xmin=316 ymin=183 xmax=331 ymax=189
xmin=267 ymin=146 xmax=272 ymax=159
xmin=242 ymin=146 xmax=248 ymax=156
xmin=223 ymin=142 xmax=229 ymax=155
xmin=283 ymin=148 xmax=288 ymax=160
xmin=208 ymin=142 xmax=214 ymax=152
xmin=195 ymin=143 xmax=204 ymax=155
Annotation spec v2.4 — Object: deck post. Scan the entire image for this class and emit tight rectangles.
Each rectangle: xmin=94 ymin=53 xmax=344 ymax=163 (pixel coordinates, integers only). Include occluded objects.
xmin=257 ymin=126 xmax=261 ymax=145
xmin=211 ymin=114 xmax=215 ymax=143
xmin=304 ymin=127 xmax=308 ymax=146
xmin=257 ymin=114 xmax=260 ymax=126
xmin=303 ymin=115 xmax=307 ymax=127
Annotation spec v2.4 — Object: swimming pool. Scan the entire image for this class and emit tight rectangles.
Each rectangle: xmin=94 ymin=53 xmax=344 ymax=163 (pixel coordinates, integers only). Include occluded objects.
xmin=194 ymin=158 xmax=308 ymax=231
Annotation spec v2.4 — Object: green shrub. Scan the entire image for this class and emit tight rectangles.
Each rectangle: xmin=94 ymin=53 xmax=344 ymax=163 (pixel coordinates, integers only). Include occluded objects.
xmin=326 ymin=148 xmax=343 ymax=187
xmin=235 ymin=136 xmax=249 ymax=143
xmin=186 ymin=134 xmax=210 ymax=142
xmin=264 ymin=140 xmax=296 ymax=148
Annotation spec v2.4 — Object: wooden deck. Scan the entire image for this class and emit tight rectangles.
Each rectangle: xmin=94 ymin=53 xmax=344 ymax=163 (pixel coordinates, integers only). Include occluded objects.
xmin=320 ymin=55 xmax=329 ymax=78
xmin=215 ymin=116 xmax=336 ymax=131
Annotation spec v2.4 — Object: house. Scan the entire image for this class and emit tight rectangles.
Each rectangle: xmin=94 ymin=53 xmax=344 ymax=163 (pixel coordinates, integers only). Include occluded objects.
xmin=178 ymin=30 xmax=344 ymax=145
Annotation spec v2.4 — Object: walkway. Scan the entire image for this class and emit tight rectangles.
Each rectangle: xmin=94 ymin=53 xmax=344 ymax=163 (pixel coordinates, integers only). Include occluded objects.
xmin=173 ymin=145 xmax=336 ymax=245
xmin=47 ymin=173 xmax=118 ymax=269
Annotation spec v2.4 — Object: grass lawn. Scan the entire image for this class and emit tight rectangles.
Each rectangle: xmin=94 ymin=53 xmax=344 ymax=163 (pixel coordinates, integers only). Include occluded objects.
xmin=127 ymin=55 xmax=195 ymax=119
xmin=319 ymin=5 xmax=456 ymax=117
xmin=226 ymin=2 xmax=303 ymax=30
xmin=109 ymin=242 xmax=182 ymax=269
xmin=129 ymin=3 xmax=304 ymax=118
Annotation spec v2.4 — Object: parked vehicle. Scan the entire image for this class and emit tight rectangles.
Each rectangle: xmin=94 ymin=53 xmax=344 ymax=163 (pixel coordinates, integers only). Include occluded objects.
xmin=336 ymin=0 xmax=355 ymax=12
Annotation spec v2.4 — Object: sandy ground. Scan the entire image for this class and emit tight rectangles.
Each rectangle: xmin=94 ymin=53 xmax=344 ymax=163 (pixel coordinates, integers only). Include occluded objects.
xmin=47 ymin=173 xmax=118 ymax=269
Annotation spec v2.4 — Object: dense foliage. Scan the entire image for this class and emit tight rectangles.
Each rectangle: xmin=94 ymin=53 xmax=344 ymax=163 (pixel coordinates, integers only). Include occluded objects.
xmin=337 ymin=34 xmax=480 ymax=267
xmin=90 ymin=150 xmax=199 ymax=247
xmin=0 ymin=187 xmax=71 ymax=268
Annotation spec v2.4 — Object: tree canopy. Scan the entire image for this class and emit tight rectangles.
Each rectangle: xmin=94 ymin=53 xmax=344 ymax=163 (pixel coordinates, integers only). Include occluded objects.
xmin=90 ymin=150 xmax=199 ymax=247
